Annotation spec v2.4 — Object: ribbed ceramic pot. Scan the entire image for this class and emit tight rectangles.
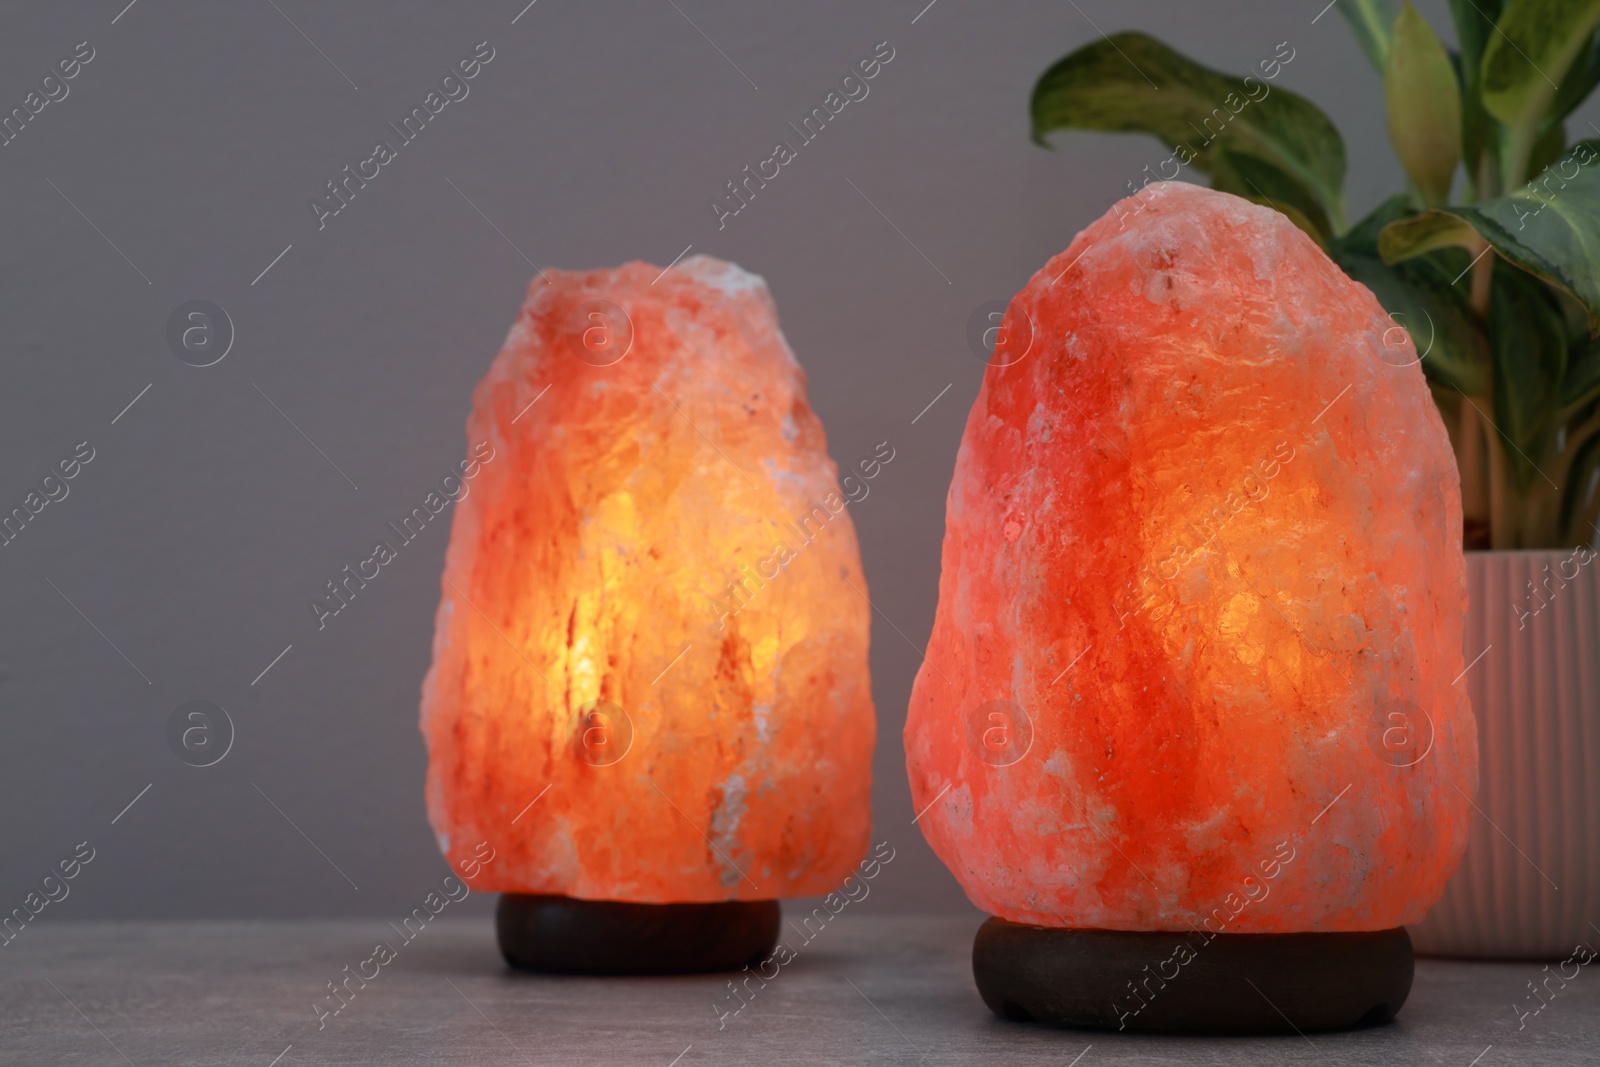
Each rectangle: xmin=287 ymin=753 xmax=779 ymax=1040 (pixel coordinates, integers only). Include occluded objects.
xmin=1409 ymin=550 xmax=1600 ymax=958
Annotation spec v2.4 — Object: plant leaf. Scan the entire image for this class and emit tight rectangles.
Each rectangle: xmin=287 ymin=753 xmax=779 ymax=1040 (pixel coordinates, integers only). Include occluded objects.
xmin=1336 ymin=192 xmax=1415 ymax=248
xmin=1448 ymin=0 xmax=1503 ymax=181
xmin=1030 ymin=33 xmax=1346 ymax=229
xmin=1385 ymin=3 xmax=1463 ymax=204
xmin=1210 ymin=148 xmax=1335 ymax=237
xmin=1529 ymin=120 xmax=1567 ymax=178
xmin=1338 ymin=0 xmax=1400 ymax=71
xmin=1330 ymin=197 xmax=1490 ymax=395
xmin=1377 ymin=210 xmax=1480 ymax=260
xmin=1378 ymin=140 xmax=1600 ymax=331
xmin=1548 ymin=32 xmax=1600 ymax=126
xmin=1480 ymin=0 xmax=1600 ymax=137
xmin=1562 ymin=333 xmax=1600 ymax=410
xmin=1449 ymin=0 xmax=1503 ymax=79
xmin=1557 ymin=421 xmax=1600 ymax=542
xmin=1490 ymin=261 xmax=1569 ymax=491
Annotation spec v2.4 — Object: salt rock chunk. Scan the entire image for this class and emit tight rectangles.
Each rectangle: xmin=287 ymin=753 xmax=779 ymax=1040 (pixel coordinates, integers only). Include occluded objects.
xmin=905 ymin=182 xmax=1475 ymax=931
xmin=422 ymin=255 xmax=874 ymax=902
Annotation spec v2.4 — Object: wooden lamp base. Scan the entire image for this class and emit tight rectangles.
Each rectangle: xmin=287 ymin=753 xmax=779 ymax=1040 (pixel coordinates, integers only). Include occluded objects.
xmin=496 ymin=894 xmax=780 ymax=975
xmin=972 ymin=918 xmax=1413 ymax=1034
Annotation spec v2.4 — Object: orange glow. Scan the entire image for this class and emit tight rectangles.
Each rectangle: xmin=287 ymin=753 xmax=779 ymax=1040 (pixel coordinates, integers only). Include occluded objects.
xmin=905 ymin=183 xmax=1476 ymax=932
xmin=422 ymin=256 xmax=875 ymax=902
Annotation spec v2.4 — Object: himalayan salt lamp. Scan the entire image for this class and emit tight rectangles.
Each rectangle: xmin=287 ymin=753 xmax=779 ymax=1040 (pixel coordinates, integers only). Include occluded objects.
xmin=905 ymin=182 xmax=1475 ymax=1032
xmin=421 ymin=255 xmax=875 ymax=974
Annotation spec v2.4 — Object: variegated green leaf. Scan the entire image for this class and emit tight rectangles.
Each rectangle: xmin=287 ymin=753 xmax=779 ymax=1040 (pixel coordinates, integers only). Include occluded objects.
xmin=1030 ymin=33 xmax=1346 ymax=231
xmin=1379 ymin=141 xmax=1600 ymax=330
xmin=1481 ymin=0 xmax=1600 ymax=181
xmin=1385 ymin=3 xmax=1462 ymax=204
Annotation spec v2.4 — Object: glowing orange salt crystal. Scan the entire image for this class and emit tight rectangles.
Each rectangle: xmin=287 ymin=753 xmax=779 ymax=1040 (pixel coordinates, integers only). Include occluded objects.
xmin=421 ymin=256 xmax=875 ymax=901
xmin=905 ymin=182 xmax=1476 ymax=932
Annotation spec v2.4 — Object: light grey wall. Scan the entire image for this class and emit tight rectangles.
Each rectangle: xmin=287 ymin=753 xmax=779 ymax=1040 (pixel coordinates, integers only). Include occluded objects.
xmin=2 ymin=0 xmax=1579 ymax=920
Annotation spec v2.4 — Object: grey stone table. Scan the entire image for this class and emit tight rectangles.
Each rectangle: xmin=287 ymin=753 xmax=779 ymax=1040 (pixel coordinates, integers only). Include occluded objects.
xmin=1 ymin=915 xmax=1594 ymax=1065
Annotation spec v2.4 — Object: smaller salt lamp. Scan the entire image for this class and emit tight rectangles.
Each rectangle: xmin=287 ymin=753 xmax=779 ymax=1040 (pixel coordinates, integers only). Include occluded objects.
xmin=905 ymin=182 xmax=1476 ymax=1032
xmin=420 ymin=256 xmax=876 ymax=974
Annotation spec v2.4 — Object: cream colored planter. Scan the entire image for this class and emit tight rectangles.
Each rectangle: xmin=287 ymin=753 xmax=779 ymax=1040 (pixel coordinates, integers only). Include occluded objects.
xmin=1410 ymin=550 xmax=1600 ymax=958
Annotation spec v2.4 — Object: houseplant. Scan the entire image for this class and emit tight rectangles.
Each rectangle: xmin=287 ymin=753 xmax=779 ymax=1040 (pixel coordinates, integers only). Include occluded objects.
xmin=1029 ymin=0 xmax=1600 ymax=957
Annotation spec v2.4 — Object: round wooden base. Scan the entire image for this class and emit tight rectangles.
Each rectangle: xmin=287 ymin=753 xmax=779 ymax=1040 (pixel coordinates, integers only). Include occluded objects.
xmin=495 ymin=894 xmax=780 ymax=975
xmin=972 ymin=919 xmax=1413 ymax=1034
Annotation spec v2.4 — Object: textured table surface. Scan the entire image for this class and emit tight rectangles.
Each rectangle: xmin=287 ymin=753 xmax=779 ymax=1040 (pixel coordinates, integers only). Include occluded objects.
xmin=2 ymin=914 xmax=1594 ymax=1065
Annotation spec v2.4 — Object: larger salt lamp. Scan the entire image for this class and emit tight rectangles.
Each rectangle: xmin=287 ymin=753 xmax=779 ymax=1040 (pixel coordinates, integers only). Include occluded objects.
xmin=905 ymin=182 xmax=1476 ymax=1032
xmin=421 ymin=255 xmax=875 ymax=974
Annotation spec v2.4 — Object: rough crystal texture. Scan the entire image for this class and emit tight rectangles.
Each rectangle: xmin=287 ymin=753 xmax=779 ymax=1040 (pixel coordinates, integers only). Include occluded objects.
xmin=905 ymin=182 xmax=1476 ymax=932
xmin=422 ymin=256 xmax=874 ymax=902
